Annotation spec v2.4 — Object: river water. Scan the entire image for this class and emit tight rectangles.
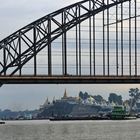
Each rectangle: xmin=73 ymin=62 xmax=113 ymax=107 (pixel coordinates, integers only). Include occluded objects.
xmin=0 ymin=119 xmax=140 ymax=140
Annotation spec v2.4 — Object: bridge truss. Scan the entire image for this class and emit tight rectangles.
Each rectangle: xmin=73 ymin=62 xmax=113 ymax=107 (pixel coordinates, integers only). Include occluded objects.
xmin=1 ymin=0 xmax=140 ymax=84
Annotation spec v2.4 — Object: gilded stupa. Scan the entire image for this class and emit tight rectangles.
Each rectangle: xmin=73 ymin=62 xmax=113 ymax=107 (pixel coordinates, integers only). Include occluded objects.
xmin=63 ymin=89 xmax=68 ymax=99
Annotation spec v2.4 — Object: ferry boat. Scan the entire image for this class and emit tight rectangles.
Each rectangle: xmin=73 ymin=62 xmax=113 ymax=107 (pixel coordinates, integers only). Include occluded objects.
xmin=109 ymin=106 xmax=128 ymax=120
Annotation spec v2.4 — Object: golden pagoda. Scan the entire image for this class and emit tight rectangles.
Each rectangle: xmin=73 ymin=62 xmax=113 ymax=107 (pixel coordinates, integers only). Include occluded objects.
xmin=63 ymin=89 xmax=68 ymax=99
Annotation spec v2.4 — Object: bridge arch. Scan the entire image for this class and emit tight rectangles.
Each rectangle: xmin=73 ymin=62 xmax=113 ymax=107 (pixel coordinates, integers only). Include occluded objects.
xmin=0 ymin=0 xmax=130 ymax=76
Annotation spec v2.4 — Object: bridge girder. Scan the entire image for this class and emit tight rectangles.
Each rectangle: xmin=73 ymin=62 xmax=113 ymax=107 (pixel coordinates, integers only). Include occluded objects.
xmin=0 ymin=0 xmax=130 ymax=76
xmin=1 ymin=75 xmax=140 ymax=84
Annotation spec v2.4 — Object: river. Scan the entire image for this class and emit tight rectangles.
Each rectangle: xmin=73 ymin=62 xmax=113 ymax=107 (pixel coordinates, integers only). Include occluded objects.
xmin=0 ymin=119 xmax=140 ymax=140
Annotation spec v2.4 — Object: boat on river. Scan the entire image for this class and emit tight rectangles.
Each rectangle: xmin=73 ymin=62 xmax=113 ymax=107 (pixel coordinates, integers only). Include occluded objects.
xmin=0 ymin=121 xmax=5 ymax=124
xmin=49 ymin=116 xmax=109 ymax=121
xmin=108 ymin=106 xmax=136 ymax=120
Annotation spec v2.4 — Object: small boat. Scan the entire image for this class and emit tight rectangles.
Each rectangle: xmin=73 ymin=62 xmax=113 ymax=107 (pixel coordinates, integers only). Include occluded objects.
xmin=0 ymin=121 xmax=5 ymax=124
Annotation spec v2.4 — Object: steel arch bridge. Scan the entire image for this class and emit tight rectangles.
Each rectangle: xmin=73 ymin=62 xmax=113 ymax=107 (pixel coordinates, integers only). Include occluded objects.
xmin=0 ymin=0 xmax=140 ymax=85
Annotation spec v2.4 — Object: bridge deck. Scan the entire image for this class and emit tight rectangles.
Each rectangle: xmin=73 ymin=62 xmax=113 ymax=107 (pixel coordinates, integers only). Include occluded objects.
xmin=0 ymin=75 xmax=140 ymax=84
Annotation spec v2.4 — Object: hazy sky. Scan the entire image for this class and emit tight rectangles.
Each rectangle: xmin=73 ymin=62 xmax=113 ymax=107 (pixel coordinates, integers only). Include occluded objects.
xmin=0 ymin=0 xmax=140 ymax=111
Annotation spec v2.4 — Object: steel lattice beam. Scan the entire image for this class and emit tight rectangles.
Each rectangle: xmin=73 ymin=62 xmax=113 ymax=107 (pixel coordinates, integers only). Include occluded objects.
xmin=0 ymin=0 xmax=130 ymax=76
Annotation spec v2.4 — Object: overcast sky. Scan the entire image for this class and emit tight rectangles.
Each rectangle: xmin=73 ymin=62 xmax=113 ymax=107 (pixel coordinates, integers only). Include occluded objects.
xmin=0 ymin=0 xmax=140 ymax=111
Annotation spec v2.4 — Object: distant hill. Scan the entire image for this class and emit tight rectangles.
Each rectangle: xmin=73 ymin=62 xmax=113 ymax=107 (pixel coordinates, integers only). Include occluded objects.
xmin=0 ymin=109 xmax=38 ymax=120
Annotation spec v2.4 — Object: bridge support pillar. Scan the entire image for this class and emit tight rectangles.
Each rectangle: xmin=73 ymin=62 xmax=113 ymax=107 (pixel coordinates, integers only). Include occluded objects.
xmin=62 ymin=12 xmax=67 ymax=75
xmin=48 ymin=17 xmax=52 ymax=75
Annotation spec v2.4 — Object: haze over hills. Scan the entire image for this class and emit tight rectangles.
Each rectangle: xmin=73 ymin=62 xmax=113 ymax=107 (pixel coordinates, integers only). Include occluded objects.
xmin=1 ymin=88 xmax=140 ymax=120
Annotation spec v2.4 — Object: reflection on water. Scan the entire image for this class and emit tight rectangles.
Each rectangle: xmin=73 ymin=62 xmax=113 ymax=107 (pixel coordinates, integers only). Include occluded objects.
xmin=0 ymin=119 xmax=140 ymax=140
